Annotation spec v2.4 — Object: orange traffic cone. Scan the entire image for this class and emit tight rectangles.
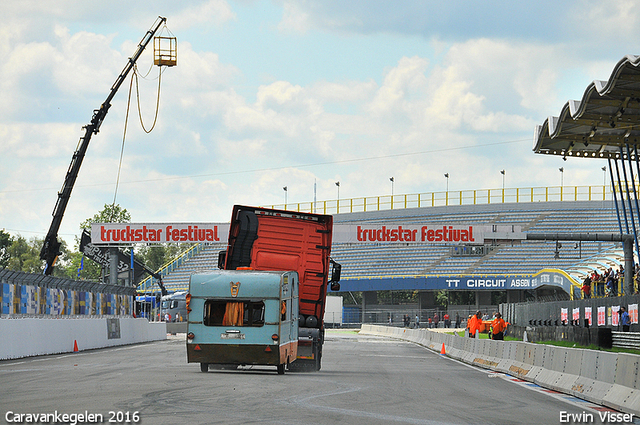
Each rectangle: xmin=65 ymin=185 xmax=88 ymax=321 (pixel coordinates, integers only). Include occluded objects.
xmin=440 ymin=343 xmax=445 ymax=355
xmin=73 ymin=340 xmax=78 ymax=352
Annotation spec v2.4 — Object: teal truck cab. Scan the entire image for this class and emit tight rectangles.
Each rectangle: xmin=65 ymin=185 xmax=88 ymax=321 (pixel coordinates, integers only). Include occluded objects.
xmin=186 ymin=269 xmax=298 ymax=374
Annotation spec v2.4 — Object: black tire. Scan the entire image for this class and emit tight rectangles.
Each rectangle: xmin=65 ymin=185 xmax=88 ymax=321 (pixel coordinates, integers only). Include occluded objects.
xmin=277 ymin=363 xmax=285 ymax=375
xmin=200 ymin=363 xmax=209 ymax=373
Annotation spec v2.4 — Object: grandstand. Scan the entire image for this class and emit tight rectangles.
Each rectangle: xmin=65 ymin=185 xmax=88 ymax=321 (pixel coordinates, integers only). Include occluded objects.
xmin=148 ymin=243 xmax=227 ymax=291
xmin=145 ymin=198 xmax=624 ymax=300
xmin=332 ymin=200 xmax=619 ymax=279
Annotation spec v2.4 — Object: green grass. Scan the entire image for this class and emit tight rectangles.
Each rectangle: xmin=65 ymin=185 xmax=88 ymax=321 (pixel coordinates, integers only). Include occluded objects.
xmin=534 ymin=339 xmax=640 ymax=355
xmin=447 ymin=331 xmax=519 ymax=341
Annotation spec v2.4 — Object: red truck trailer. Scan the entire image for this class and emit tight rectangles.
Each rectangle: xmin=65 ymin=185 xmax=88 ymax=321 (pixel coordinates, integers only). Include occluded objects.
xmin=219 ymin=205 xmax=341 ymax=371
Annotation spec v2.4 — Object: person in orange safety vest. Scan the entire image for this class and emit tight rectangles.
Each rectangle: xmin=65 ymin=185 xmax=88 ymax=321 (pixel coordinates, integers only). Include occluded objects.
xmin=491 ymin=312 xmax=507 ymax=340
xmin=467 ymin=310 xmax=482 ymax=338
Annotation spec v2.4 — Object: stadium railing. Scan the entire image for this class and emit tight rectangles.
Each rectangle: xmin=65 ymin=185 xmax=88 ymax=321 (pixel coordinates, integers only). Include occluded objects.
xmin=269 ymin=184 xmax=613 ymax=214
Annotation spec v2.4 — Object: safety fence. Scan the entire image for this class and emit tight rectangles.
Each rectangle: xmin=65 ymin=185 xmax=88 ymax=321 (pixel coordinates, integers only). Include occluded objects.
xmin=360 ymin=324 xmax=640 ymax=417
xmin=0 ymin=269 xmax=134 ymax=317
xmin=341 ymin=305 xmax=498 ymax=328
xmin=270 ymin=184 xmax=613 ymax=215
xmin=501 ymin=294 xmax=640 ymax=330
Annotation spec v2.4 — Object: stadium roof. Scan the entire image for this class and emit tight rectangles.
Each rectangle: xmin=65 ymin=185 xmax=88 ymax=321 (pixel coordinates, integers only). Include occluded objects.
xmin=533 ymin=55 xmax=640 ymax=160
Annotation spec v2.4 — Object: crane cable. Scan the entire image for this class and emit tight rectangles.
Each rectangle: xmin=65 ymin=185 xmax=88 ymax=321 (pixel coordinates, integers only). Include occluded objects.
xmin=111 ymin=65 xmax=163 ymax=211
xmin=135 ymin=64 xmax=163 ymax=133
xmin=111 ymin=73 xmax=136 ymax=215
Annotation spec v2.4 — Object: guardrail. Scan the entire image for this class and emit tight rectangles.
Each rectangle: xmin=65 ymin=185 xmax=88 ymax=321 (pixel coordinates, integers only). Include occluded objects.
xmin=269 ymin=184 xmax=614 ymax=215
xmin=612 ymin=331 xmax=640 ymax=349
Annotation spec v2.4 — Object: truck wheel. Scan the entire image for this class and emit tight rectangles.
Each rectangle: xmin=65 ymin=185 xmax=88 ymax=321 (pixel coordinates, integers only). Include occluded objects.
xmin=277 ymin=363 xmax=285 ymax=375
xmin=200 ymin=363 xmax=209 ymax=372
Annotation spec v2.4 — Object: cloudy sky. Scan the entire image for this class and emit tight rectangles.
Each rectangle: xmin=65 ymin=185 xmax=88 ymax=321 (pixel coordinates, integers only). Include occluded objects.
xmin=2 ymin=0 xmax=640 ymax=248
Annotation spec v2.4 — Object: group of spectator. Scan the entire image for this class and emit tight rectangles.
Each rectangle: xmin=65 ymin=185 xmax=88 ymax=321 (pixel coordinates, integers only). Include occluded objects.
xmin=581 ymin=266 xmax=627 ymax=298
xmin=425 ymin=312 xmax=454 ymax=328
xmin=400 ymin=312 xmax=462 ymax=329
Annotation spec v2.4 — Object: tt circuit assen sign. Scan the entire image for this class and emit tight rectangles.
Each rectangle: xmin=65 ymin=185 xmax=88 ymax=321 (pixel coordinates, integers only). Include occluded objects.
xmin=91 ymin=223 xmax=230 ymax=245
xmin=338 ymin=270 xmax=574 ymax=293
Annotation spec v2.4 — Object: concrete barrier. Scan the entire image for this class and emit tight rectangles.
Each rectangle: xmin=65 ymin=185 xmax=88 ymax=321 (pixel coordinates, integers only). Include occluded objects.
xmin=604 ymin=354 xmax=640 ymax=413
xmin=0 ymin=317 xmax=166 ymax=360
xmin=494 ymin=341 xmax=517 ymax=375
xmin=546 ymin=347 xmax=583 ymax=394
xmin=359 ymin=325 xmax=640 ymax=417
xmin=534 ymin=346 xmax=567 ymax=391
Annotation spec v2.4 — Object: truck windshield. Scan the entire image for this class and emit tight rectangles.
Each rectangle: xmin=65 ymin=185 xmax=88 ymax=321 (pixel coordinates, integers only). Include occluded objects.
xmin=203 ymin=300 xmax=265 ymax=327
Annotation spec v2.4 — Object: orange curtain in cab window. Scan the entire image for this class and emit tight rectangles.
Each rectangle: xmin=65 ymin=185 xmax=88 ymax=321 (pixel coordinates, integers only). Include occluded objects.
xmin=222 ymin=302 xmax=244 ymax=326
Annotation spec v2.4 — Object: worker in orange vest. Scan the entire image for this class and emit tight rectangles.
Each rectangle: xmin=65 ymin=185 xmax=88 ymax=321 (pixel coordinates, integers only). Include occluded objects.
xmin=467 ymin=310 xmax=482 ymax=338
xmin=491 ymin=312 xmax=507 ymax=340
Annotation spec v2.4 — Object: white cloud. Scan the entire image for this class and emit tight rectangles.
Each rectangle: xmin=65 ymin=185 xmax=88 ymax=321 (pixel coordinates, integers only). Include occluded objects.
xmin=574 ymin=1 xmax=640 ymax=47
xmin=310 ymin=79 xmax=377 ymax=103
xmin=52 ymin=25 xmax=121 ymax=95
xmin=256 ymin=81 xmax=303 ymax=107
xmin=367 ymin=56 xmax=429 ymax=116
xmin=278 ymin=1 xmax=311 ymax=34
xmin=0 ymin=123 xmax=78 ymax=158
xmin=0 ymin=41 xmax=58 ymax=116
xmin=169 ymin=0 xmax=236 ymax=31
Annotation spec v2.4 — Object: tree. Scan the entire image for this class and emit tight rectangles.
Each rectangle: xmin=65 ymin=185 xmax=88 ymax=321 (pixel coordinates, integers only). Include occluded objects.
xmin=0 ymin=229 xmax=11 ymax=269
xmin=139 ymin=245 xmax=166 ymax=271
xmin=80 ymin=203 xmax=131 ymax=229
xmin=7 ymin=236 xmax=46 ymax=274
xmin=491 ymin=291 xmax=507 ymax=305
xmin=449 ymin=291 xmax=476 ymax=306
xmin=435 ymin=289 xmax=449 ymax=308
xmin=376 ymin=290 xmax=418 ymax=305
xmin=61 ymin=249 xmax=98 ymax=281
xmin=73 ymin=203 xmax=131 ymax=281
xmin=343 ymin=291 xmax=362 ymax=306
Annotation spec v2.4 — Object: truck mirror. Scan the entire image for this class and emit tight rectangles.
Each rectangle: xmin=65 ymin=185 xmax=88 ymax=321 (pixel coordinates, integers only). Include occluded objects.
xmin=218 ymin=251 xmax=226 ymax=269
xmin=329 ymin=259 xmax=341 ymax=291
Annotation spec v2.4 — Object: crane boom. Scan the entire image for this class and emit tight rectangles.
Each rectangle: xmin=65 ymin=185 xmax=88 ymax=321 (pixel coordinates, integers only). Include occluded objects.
xmin=40 ymin=16 xmax=167 ymax=275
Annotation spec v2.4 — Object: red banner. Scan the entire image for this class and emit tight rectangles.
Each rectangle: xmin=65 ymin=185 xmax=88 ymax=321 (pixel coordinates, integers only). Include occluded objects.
xmin=91 ymin=223 xmax=230 ymax=245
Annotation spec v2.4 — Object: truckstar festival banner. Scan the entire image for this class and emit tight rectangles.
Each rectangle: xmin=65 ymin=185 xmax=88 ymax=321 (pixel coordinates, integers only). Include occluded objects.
xmin=332 ymin=223 xmax=524 ymax=244
xmin=91 ymin=222 xmax=524 ymax=246
xmin=91 ymin=223 xmax=230 ymax=245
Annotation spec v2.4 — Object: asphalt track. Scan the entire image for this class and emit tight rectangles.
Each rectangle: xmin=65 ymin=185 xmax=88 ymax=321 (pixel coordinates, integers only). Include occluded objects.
xmin=0 ymin=330 xmax=637 ymax=425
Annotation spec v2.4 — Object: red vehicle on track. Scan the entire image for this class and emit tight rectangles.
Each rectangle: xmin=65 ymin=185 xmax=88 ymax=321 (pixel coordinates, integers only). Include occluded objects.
xmin=219 ymin=205 xmax=341 ymax=371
